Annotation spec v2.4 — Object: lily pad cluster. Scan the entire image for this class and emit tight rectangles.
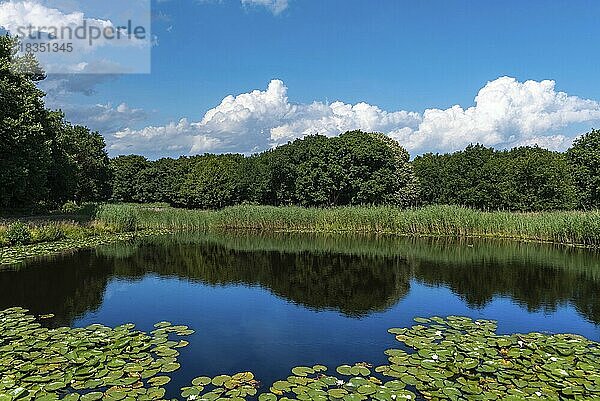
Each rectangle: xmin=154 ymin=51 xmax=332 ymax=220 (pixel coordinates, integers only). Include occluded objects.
xmin=376 ymin=316 xmax=600 ymax=400
xmin=1 ymin=309 xmax=600 ymax=401
xmin=255 ymin=364 xmax=416 ymax=401
xmin=180 ymin=372 xmax=260 ymax=401
xmin=0 ymin=307 xmax=193 ymax=401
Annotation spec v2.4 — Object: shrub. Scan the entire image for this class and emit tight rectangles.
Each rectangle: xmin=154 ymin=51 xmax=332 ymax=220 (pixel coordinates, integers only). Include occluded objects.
xmin=6 ymin=222 xmax=32 ymax=245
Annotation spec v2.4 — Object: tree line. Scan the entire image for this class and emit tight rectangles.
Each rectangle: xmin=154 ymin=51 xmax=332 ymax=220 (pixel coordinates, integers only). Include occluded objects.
xmin=2 ymin=34 xmax=600 ymax=212
xmin=110 ymin=132 xmax=419 ymax=209
xmin=108 ymin=129 xmax=600 ymax=212
xmin=1 ymin=36 xmax=110 ymax=210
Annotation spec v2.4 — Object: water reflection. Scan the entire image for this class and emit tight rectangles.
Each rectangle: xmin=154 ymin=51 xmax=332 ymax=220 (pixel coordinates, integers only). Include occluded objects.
xmin=0 ymin=233 xmax=599 ymax=326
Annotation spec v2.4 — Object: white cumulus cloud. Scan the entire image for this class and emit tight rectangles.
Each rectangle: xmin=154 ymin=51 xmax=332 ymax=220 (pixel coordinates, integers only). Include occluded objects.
xmin=241 ymin=0 xmax=289 ymax=15
xmin=0 ymin=0 xmax=150 ymax=73
xmin=58 ymin=102 xmax=147 ymax=134
xmin=0 ymin=0 xmax=145 ymax=50
xmin=105 ymin=77 xmax=600 ymax=157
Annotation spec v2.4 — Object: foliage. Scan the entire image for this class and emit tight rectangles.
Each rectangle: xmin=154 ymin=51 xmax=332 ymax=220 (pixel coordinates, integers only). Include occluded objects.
xmin=133 ymin=158 xmax=189 ymax=204
xmin=109 ymin=155 xmax=151 ymax=203
xmin=56 ymin=124 xmax=112 ymax=203
xmin=30 ymin=224 xmax=65 ymax=242
xmin=284 ymin=132 xmax=419 ymax=207
xmin=0 ymin=35 xmax=52 ymax=209
xmin=413 ymin=145 xmax=578 ymax=211
xmin=567 ymin=128 xmax=600 ymax=209
xmin=178 ymin=154 xmax=247 ymax=209
xmin=6 ymin=221 xmax=32 ymax=245
xmin=1 ymin=308 xmax=599 ymax=400
xmin=0 ymin=35 xmax=112 ymax=210
xmin=115 ymin=132 xmax=420 ymax=209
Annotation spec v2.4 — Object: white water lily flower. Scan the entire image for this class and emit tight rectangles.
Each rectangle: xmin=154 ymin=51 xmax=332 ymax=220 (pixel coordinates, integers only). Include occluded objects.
xmin=518 ymin=340 xmax=524 ymax=347
xmin=435 ymin=330 xmax=442 ymax=336
xmin=431 ymin=354 xmax=439 ymax=360
xmin=336 ymin=380 xmax=345 ymax=386
xmin=550 ymin=357 xmax=558 ymax=362
xmin=188 ymin=396 xmax=197 ymax=401
xmin=535 ymin=392 xmax=542 ymax=397
xmin=391 ymin=395 xmax=397 ymax=400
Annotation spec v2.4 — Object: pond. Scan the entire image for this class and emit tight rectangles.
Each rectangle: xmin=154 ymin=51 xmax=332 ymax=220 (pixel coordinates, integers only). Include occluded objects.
xmin=1 ymin=233 xmax=599 ymax=398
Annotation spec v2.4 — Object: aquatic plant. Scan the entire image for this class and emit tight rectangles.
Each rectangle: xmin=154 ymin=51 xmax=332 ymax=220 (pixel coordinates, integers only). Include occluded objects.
xmin=96 ymin=204 xmax=600 ymax=247
xmin=0 ymin=231 xmax=169 ymax=267
xmin=1 ymin=308 xmax=599 ymax=400
xmin=95 ymin=205 xmax=142 ymax=232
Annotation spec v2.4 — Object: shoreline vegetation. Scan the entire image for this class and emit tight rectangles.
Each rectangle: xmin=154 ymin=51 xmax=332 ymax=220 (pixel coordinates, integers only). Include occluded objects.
xmin=97 ymin=204 xmax=600 ymax=247
xmin=2 ymin=203 xmax=600 ymax=266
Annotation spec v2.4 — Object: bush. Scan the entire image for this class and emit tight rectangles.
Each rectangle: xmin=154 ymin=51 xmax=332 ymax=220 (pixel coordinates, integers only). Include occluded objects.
xmin=6 ymin=222 xmax=32 ymax=245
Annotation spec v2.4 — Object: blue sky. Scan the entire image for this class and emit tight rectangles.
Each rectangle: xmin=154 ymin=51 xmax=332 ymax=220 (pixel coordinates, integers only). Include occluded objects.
xmin=130 ymin=0 xmax=600 ymax=115
xmin=3 ymin=0 xmax=600 ymax=158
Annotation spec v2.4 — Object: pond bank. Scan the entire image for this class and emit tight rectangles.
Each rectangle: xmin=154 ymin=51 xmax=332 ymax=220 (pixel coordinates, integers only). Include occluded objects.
xmin=98 ymin=204 xmax=600 ymax=248
xmin=2 ymin=203 xmax=599 ymax=266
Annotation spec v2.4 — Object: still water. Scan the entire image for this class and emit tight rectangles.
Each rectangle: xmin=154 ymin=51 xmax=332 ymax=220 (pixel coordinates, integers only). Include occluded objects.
xmin=1 ymin=233 xmax=599 ymax=395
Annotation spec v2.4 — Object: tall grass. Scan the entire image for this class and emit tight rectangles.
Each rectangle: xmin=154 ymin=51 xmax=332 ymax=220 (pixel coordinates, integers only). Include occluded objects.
xmin=96 ymin=204 xmax=600 ymax=247
xmin=95 ymin=204 xmax=142 ymax=232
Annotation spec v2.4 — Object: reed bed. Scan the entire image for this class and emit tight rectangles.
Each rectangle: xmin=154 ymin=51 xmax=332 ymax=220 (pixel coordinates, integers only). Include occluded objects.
xmin=96 ymin=204 xmax=600 ymax=247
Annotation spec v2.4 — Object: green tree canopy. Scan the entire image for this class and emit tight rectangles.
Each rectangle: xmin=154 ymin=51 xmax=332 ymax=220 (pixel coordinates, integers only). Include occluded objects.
xmin=178 ymin=154 xmax=247 ymax=209
xmin=413 ymin=144 xmax=577 ymax=211
xmin=110 ymin=155 xmax=150 ymax=203
xmin=567 ymin=129 xmax=600 ymax=209
xmin=0 ymin=35 xmax=53 ymax=209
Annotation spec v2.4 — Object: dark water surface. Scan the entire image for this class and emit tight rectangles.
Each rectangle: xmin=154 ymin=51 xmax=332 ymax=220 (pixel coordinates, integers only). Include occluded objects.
xmin=1 ymin=233 xmax=599 ymax=395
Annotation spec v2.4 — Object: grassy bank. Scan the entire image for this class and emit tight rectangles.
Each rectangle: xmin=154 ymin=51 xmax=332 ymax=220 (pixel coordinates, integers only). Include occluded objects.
xmin=97 ymin=204 xmax=600 ymax=247
xmin=2 ymin=204 xmax=598 ymax=266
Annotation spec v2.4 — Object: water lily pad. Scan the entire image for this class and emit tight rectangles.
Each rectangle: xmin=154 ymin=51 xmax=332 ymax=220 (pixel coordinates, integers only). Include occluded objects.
xmin=336 ymin=365 xmax=352 ymax=376
xmin=291 ymin=367 xmax=314 ymax=377
xmin=258 ymin=393 xmax=277 ymax=401
xmin=80 ymin=392 xmax=103 ymax=401
xmin=212 ymin=375 xmax=232 ymax=386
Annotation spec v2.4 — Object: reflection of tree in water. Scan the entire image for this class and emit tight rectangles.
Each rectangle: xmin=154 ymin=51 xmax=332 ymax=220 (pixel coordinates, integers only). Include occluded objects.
xmin=0 ymin=233 xmax=599 ymax=326
xmin=409 ymin=254 xmax=600 ymax=324
xmin=109 ymin=242 xmax=412 ymax=317
xmin=0 ymin=251 xmax=113 ymax=327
